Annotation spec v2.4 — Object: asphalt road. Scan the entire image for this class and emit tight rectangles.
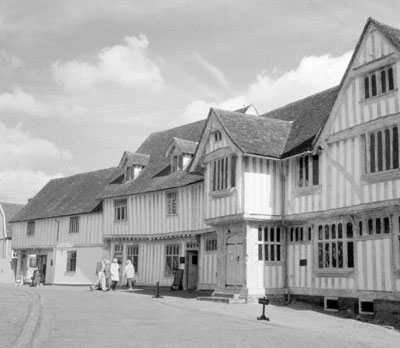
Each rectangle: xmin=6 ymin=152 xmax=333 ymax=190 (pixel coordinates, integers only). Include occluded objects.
xmin=1 ymin=285 xmax=399 ymax=348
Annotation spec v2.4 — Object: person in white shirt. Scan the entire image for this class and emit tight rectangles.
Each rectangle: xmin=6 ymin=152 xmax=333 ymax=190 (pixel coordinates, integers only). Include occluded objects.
xmin=110 ymin=258 xmax=120 ymax=291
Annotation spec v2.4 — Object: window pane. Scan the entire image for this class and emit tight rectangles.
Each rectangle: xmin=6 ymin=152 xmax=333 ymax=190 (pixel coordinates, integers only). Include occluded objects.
xmin=325 ymin=243 xmax=330 ymax=268
xmin=347 ymin=242 xmax=354 ymax=268
xmin=318 ymin=225 xmax=323 ymax=240
xmin=393 ymin=127 xmax=399 ymax=169
xmin=304 ymin=155 xmax=309 ymax=186
xmin=300 ymin=227 xmax=303 ymax=241
xmin=230 ymin=156 xmax=237 ymax=188
xmin=290 ymin=228 xmax=294 ymax=242
xmin=338 ymin=242 xmax=343 ymax=268
xmin=318 ymin=243 xmax=324 ymax=268
xmin=270 ymin=228 xmax=275 ymax=242
xmin=331 ymin=224 xmax=336 ymax=239
xmin=270 ymin=245 xmax=275 ymax=261
xmin=377 ymin=131 xmax=383 ymax=171
xmin=308 ymin=227 xmax=312 ymax=241
xmin=347 ymin=223 xmax=353 ymax=238
xmin=371 ymin=74 xmax=377 ymax=96
xmin=381 ymin=70 xmax=386 ymax=93
xmin=295 ymin=228 xmax=299 ymax=241
xmin=338 ymin=223 xmax=343 ymax=239
xmin=385 ymin=129 xmax=391 ymax=170
xmin=368 ymin=219 xmax=373 ymax=234
xmin=258 ymin=245 xmax=263 ymax=261
xmin=264 ymin=227 xmax=268 ymax=242
xmin=388 ymin=67 xmax=394 ymax=90
xmin=332 ymin=242 xmax=337 ymax=268
xmin=277 ymin=245 xmax=281 ymax=261
xmin=312 ymin=155 xmax=319 ymax=185
xmin=325 ymin=225 xmax=330 ymax=240
xmin=359 ymin=221 xmax=363 ymax=236
xmin=258 ymin=227 xmax=262 ymax=241
xmin=384 ymin=217 xmax=390 ymax=234
xmin=264 ymin=244 xmax=269 ymax=261
xmin=276 ymin=228 xmax=281 ymax=242
xmin=376 ymin=218 xmax=381 ymax=234
xmin=364 ymin=76 xmax=370 ymax=98
xmin=370 ymin=133 xmax=376 ymax=173
xmin=299 ymin=157 xmax=304 ymax=187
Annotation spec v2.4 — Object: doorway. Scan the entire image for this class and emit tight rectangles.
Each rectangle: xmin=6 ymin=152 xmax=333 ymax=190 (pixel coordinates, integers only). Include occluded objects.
xmin=226 ymin=234 xmax=243 ymax=289
xmin=186 ymin=250 xmax=198 ymax=289
xmin=37 ymin=255 xmax=47 ymax=284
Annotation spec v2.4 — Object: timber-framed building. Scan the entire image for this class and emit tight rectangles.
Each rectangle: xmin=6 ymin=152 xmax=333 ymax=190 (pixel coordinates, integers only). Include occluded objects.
xmin=10 ymin=18 xmax=400 ymax=316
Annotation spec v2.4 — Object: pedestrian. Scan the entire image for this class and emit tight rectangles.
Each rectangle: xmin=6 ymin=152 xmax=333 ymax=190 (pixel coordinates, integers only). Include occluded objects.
xmin=104 ymin=259 xmax=111 ymax=291
xmin=123 ymin=259 xmax=135 ymax=290
xmin=110 ymin=258 xmax=120 ymax=291
xmin=90 ymin=257 xmax=106 ymax=291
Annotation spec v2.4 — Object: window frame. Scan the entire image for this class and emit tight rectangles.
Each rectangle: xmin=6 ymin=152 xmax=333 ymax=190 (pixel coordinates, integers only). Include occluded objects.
xmin=316 ymin=221 xmax=355 ymax=271
xmin=27 ymin=221 xmax=35 ymax=236
xmin=297 ymin=154 xmax=319 ymax=189
xmin=363 ymin=65 xmax=395 ymax=101
xmin=210 ymin=154 xmax=237 ymax=193
xmin=166 ymin=191 xmax=178 ymax=216
xmin=66 ymin=251 xmax=77 ymax=272
xmin=257 ymin=226 xmax=283 ymax=263
xmin=165 ymin=244 xmax=180 ymax=276
xmin=114 ymin=199 xmax=128 ymax=222
xmin=127 ymin=244 xmax=139 ymax=273
xmin=69 ymin=216 xmax=80 ymax=233
xmin=205 ymin=238 xmax=217 ymax=252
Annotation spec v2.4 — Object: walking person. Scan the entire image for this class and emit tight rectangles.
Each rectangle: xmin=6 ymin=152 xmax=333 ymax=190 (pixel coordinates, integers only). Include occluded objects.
xmin=110 ymin=258 xmax=120 ymax=291
xmin=90 ymin=257 xmax=106 ymax=291
xmin=123 ymin=259 xmax=135 ymax=290
xmin=104 ymin=259 xmax=111 ymax=291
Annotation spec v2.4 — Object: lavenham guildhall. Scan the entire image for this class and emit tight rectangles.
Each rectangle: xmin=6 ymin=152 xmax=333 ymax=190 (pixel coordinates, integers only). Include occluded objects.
xmin=9 ymin=18 xmax=400 ymax=316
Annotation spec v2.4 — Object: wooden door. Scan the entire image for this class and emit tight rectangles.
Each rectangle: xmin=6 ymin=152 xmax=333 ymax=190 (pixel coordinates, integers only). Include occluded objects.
xmin=186 ymin=251 xmax=198 ymax=289
xmin=226 ymin=235 xmax=243 ymax=289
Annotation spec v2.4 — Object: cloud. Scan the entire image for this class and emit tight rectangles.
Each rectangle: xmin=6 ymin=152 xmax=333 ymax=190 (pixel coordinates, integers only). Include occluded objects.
xmin=0 ymin=89 xmax=51 ymax=117
xmin=180 ymin=51 xmax=353 ymax=122
xmin=0 ymin=50 xmax=24 ymax=73
xmin=194 ymin=52 xmax=231 ymax=91
xmin=53 ymin=34 xmax=164 ymax=92
xmin=0 ymin=170 xmax=63 ymax=204
xmin=0 ymin=121 xmax=71 ymax=172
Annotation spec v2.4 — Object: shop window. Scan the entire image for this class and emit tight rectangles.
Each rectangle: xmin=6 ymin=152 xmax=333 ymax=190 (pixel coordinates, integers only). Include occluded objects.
xmin=165 ymin=244 xmax=180 ymax=275
xmin=257 ymin=226 xmax=283 ymax=262
xmin=113 ymin=244 xmax=123 ymax=264
xmin=317 ymin=222 xmax=354 ymax=269
xmin=127 ymin=244 xmax=139 ymax=272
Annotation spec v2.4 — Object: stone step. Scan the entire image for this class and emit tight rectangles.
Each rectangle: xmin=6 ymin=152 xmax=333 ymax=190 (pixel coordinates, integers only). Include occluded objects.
xmin=212 ymin=292 xmax=241 ymax=299
xmin=196 ymin=296 xmax=246 ymax=304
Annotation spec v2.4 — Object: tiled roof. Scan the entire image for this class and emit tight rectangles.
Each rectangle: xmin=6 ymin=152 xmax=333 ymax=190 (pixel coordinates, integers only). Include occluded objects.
xmin=0 ymin=203 xmax=24 ymax=236
xmin=171 ymin=138 xmax=198 ymax=155
xmin=10 ymin=168 xmax=122 ymax=222
xmin=98 ymin=120 xmax=206 ymax=199
xmin=371 ymin=18 xmax=400 ymax=52
xmin=264 ymin=86 xmax=340 ymax=157
xmin=121 ymin=152 xmax=150 ymax=167
xmin=214 ymin=109 xmax=292 ymax=158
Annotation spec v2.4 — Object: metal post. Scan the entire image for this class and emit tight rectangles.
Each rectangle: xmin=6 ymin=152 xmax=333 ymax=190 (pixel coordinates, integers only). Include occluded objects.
xmin=153 ymin=281 xmax=163 ymax=298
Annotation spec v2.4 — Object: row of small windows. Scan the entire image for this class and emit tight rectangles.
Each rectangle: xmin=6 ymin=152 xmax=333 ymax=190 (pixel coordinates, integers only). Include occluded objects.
xmin=368 ymin=126 xmax=399 ymax=174
xmin=257 ymin=227 xmax=282 ymax=262
xmin=364 ymin=65 xmax=394 ymax=99
xmin=359 ymin=217 xmax=390 ymax=236
xmin=27 ymin=217 xmax=80 ymax=236
xmin=205 ymin=239 xmax=217 ymax=251
xmin=289 ymin=226 xmax=312 ymax=242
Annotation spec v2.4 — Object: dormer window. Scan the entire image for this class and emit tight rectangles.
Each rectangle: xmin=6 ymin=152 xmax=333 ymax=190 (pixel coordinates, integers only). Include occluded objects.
xmin=214 ymin=130 xmax=222 ymax=142
xmin=363 ymin=65 xmax=395 ymax=100
xmin=171 ymin=155 xmax=183 ymax=172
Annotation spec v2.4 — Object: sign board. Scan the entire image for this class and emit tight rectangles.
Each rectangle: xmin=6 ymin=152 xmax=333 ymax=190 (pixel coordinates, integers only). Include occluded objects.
xmin=171 ymin=269 xmax=184 ymax=290
xmin=179 ymin=257 xmax=185 ymax=264
xmin=299 ymin=259 xmax=307 ymax=266
xmin=258 ymin=297 xmax=269 ymax=305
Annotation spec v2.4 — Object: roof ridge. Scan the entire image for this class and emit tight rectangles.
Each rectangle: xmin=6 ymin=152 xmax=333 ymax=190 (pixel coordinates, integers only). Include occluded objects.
xmin=146 ymin=119 xmax=206 ymax=138
xmin=50 ymin=167 xmax=118 ymax=182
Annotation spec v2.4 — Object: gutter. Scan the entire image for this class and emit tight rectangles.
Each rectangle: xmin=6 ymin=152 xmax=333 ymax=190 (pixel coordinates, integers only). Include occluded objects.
xmin=52 ymin=218 xmax=60 ymax=285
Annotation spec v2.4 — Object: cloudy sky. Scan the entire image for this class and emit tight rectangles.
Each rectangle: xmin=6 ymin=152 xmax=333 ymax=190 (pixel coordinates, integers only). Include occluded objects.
xmin=0 ymin=0 xmax=399 ymax=203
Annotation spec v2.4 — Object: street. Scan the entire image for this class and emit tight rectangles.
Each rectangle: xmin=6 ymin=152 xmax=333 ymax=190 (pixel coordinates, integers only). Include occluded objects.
xmin=1 ymin=285 xmax=399 ymax=348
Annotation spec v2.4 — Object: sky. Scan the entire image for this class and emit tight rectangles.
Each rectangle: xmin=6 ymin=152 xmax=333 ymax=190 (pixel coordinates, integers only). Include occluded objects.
xmin=1 ymin=0 xmax=400 ymax=203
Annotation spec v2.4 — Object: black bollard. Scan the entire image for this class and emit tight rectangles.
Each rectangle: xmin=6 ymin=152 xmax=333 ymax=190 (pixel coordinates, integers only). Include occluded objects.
xmin=257 ymin=297 xmax=270 ymax=321
xmin=152 ymin=281 xmax=164 ymax=298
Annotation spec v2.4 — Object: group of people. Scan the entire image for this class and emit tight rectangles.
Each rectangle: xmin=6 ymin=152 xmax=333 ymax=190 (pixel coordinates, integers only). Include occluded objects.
xmin=90 ymin=257 xmax=135 ymax=292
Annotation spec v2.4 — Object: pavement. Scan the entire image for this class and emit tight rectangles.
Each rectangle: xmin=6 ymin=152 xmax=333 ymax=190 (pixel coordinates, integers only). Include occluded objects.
xmin=0 ymin=284 xmax=399 ymax=348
